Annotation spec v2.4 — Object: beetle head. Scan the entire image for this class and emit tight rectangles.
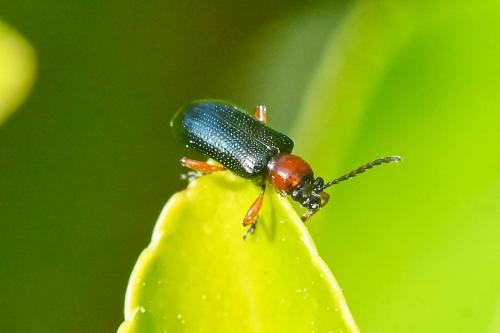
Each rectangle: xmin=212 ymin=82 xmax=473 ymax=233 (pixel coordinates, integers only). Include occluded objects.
xmin=291 ymin=176 xmax=327 ymax=211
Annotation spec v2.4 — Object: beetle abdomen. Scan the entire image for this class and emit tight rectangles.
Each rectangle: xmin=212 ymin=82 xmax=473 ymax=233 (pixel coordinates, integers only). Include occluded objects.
xmin=171 ymin=100 xmax=294 ymax=179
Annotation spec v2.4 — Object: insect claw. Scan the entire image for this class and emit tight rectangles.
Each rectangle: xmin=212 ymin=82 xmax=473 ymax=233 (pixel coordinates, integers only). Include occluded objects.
xmin=301 ymin=210 xmax=316 ymax=222
xmin=180 ymin=171 xmax=201 ymax=181
xmin=242 ymin=224 xmax=256 ymax=240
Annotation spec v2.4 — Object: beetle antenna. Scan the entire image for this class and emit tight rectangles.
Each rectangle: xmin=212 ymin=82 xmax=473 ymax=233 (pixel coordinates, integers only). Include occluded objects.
xmin=322 ymin=156 xmax=401 ymax=189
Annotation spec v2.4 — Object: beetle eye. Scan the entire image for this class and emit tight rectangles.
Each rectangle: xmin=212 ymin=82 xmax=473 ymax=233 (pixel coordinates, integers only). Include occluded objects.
xmin=291 ymin=185 xmax=302 ymax=199
xmin=313 ymin=177 xmax=324 ymax=192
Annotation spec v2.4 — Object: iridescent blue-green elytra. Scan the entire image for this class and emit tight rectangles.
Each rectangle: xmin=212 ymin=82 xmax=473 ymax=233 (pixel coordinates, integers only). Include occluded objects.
xmin=170 ymin=100 xmax=294 ymax=180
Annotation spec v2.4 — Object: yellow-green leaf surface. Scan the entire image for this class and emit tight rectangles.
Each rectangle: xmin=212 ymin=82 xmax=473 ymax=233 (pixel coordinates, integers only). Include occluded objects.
xmin=0 ymin=20 xmax=35 ymax=125
xmin=118 ymin=171 xmax=358 ymax=333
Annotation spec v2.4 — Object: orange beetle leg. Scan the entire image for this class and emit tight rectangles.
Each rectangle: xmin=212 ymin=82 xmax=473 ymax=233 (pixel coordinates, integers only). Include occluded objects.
xmin=242 ymin=186 xmax=266 ymax=239
xmin=253 ymin=105 xmax=267 ymax=124
xmin=180 ymin=157 xmax=225 ymax=173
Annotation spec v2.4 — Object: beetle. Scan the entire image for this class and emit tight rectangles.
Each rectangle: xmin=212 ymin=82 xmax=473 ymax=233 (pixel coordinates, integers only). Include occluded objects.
xmin=171 ymin=100 xmax=400 ymax=239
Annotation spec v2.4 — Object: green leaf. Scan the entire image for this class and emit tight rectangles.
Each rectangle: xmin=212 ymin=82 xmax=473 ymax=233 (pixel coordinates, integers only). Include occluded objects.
xmin=0 ymin=20 xmax=36 ymax=125
xmin=118 ymin=171 xmax=358 ymax=333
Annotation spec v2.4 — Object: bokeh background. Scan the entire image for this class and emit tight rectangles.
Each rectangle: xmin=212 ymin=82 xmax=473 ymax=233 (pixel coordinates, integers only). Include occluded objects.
xmin=1 ymin=1 xmax=499 ymax=332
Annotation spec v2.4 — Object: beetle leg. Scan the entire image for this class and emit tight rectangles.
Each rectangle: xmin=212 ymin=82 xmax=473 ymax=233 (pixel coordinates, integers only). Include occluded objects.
xmin=301 ymin=207 xmax=324 ymax=222
xmin=253 ymin=105 xmax=267 ymax=124
xmin=180 ymin=157 xmax=225 ymax=173
xmin=301 ymin=209 xmax=316 ymax=222
xmin=242 ymin=185 xmax=266 ymax=239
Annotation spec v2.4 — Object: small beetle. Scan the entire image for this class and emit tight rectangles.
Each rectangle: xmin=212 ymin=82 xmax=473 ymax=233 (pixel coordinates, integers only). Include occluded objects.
xmin=171 ymin=100 xmax=400 ymax=239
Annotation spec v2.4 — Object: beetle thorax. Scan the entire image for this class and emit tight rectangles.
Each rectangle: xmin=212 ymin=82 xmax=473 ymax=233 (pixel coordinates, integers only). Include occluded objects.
xmin=267 ymin=153 xmax=313 ymax=194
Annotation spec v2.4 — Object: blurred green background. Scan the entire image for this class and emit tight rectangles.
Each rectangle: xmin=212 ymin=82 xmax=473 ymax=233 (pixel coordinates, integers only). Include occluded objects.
xmin=1 ymin=1 xmax=500 ymax=332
